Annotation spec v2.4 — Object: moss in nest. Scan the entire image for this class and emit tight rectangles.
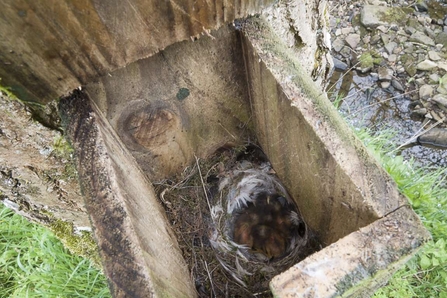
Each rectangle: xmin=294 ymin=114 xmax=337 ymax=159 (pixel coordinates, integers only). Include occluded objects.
xmin=49 ymin=219 xmax=101 ymax=267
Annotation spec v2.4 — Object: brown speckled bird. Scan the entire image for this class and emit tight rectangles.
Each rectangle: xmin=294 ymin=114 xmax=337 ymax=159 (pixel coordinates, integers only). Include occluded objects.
xmin=208 ymin=145 xmax=308 ymax=287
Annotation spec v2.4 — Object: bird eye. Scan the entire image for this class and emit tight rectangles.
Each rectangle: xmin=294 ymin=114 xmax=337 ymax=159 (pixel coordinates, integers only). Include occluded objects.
xmin=298 ymin=222 xmax=307 ymax=238
xmin=276 ymin=196 xmax=287 ymax=206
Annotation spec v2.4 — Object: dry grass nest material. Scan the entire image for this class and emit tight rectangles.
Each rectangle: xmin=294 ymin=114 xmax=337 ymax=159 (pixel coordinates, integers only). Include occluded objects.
xmin=153 ymin=144 xmax=319 ymax=297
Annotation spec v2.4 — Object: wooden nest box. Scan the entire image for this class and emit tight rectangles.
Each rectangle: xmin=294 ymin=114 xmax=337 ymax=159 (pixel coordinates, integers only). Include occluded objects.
xmin=0 ymin=1 xmax=429 ymax=297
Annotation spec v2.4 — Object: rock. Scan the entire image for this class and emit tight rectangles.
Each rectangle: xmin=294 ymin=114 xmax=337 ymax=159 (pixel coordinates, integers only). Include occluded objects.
xmin=391 ymin=79 xmax=405 ymax=91
xmin=418 ymin=15 xmax=432 ymax=26
xmin=388 ymin=54 xmax=397 ymax=62
xmin=428 ymin=50 xmax=442 ymax=61
xmin=413 ymin=2 xmax=428 ymax=12
xmin=393 ymin=46 xmax=403 ymax=54
xmin=417 ymin=53 xmax=426 ymax=62
xmin=410 ymin=107 xmax=428 ymax=120
xmin=396 ymin=65 xmax=406 ymax=74
xmin=332 ymin=38 xmax=345 ymax=52
xmin=378 ymin=67 xmax=393 ymax=81
xmin=377 ymin=25 xmax=388 ymax=33
xmin=370 ymin=35 xmax=381 ymax=44
xmin=363 ymin=35 xmax=371 ymax=44
xmin=397 ymin=35 xmax=408 ymax=43
xmin=341 ymin=27 xmax=353 ymax=35
xmin=433 ymin=94 xmax=447 ymax=108
xmin=390 ymin=24 xmax=399 ymax=31
xmin=439 ymin=74 xmax=447 ymax=90
xmin=419 ymin=85 xmax=434 ymax=99
xmin=385 ymin=41 xmax=398 ymax=55
xmin=368 ymin=72 xmax=379 ymax=81
xmin=429 ymin=73 xmax=440 ymax=84
xmin=358 ymin=66 xmax=373 ymax=74
xmin=438 ymin=62 xmax=447 ymax=72
xmin=407 ymin=18 xmax=425 ymax=32
xmin=403 ymin=42 xmax=414 ymax=53
xmin=431 ymin=110 xmax=444 ymax=122
xmin=416 ymin=60 xmax=437 ymax=70
xmin=369 ymin=0 xmax=386 ymax=5
xmin=397 ymin=28 xmax=407 ymax=35
xmin=405 ymin=64 xmax=417 ymax=76
xmin=425 ymin=27 xmax=436 ymax=39
xmin=438 ymin=86 xmax=447 ymax=95
xmin=380 ymin=81 xmax=391 ymax=88
xmin=413 ymin=107 xmax=428 ymax=115
xmin=333 ymin=57 xmax=348 ymax=71
xmin=410 ymin=31 xmax=435 ymax=46
xmin=418 ymin=128 xmax=447 ymax=148
xmin=360 ymin=5 xmax=390 ymax=29
xmin=415 ymin=78 xmax=426 ymax=86
xmin=435 ymin=32 xmax=447 ymax=47
xmin=345 ymin=34 xmax=361 ymax=49
xmin=405 ymin=27 xmax=416 ymax=35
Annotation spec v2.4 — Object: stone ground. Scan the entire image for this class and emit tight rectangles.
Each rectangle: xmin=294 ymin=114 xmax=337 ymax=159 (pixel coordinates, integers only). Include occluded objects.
xmin=327 ymin=0 xmax=447 ymax=167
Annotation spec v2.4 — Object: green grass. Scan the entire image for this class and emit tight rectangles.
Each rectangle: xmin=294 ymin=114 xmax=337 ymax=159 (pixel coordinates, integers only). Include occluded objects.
xmin=0 ymin=206 xmax=111 ymax=298
xmin=352 ymin=128 xmax=447 ymax=298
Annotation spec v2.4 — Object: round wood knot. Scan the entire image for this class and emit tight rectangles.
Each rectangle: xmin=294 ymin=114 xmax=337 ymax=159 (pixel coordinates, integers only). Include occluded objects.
xmin=123 ymin=107 xmax=179 ymax=148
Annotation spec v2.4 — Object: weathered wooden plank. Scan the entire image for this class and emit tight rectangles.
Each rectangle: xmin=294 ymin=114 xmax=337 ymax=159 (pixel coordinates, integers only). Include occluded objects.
xmin=240 ymin=17 xmax=407 ymax=245
xmin=0 ymin=0 xmax=275 ymax=104
xmin=53 ymin=4 xmax=430 ymax=296
xmin=271 ymin=206 xmax=430 ymax=297
xmin=85 ymin=25 xmax=252 ymax=180
xmin=60 ymin=90 xmax=196 ymax=297
xmin=240 ymin=17 xmax=430 ymax=296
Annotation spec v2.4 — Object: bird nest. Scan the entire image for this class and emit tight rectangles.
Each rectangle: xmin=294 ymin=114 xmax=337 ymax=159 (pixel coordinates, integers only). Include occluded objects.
xmin=153 ymin=144 xmax=319 ymax=297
